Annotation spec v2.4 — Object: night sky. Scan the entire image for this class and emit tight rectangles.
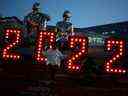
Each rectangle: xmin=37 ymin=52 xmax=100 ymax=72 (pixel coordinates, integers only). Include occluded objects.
xmin=0 ymin=0 xmax=128 ymax=28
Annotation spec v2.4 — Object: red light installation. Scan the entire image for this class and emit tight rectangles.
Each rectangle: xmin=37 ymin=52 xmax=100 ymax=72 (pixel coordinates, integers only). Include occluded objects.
xmin=34 ymin=31 xmax=56 ymax=63
xmin=105 ymin=38 xmax=126 ymax=74
xmin=67 ymin=36 xmax=88 ymax=71
xmin=2 ymin=29 xmax=21 ymax=60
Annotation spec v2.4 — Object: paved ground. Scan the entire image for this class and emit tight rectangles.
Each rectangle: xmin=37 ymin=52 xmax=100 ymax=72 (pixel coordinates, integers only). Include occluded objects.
xmin=0 ymin=72 xmax=128 ymax=96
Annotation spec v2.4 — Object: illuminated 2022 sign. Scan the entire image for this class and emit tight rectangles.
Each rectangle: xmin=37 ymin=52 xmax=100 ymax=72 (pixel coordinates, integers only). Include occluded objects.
xmin=0 ymin=28 xmax=127 ymax=74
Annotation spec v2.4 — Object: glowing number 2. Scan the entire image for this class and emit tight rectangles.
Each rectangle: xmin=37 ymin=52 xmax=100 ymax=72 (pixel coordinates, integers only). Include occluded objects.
xmin=105 ymin=38 xmax=126 ymax=73
xmin=34 ymin=31 xmax=55 ymax=63
xmin=67 ymin=36 xmax=88 ymax=71
xmin=2 ymin=29 xmax=21 ymax=59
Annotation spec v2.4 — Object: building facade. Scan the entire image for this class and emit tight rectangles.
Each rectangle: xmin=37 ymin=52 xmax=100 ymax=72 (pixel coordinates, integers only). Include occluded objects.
xmin=75 ymin=21 xmax=128 ymax=47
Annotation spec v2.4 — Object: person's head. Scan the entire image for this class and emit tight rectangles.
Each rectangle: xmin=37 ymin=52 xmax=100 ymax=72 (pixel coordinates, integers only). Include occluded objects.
xmin=63 ymin=10 xmax=72 ymax=22
xmin=32 ymin=2 xmax=40 ymax=13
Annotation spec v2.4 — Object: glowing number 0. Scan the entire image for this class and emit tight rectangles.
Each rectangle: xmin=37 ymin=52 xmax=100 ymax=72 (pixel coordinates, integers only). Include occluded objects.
xmin=34 ymin=31 xmax=55 ymax=63
xmin=67 ymin=36 xmax=88 ymax=71
xmin=105 ymin=38 xmax=126 ymax=73
xmin=2 ymin=29 xmax=21 ymax=59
